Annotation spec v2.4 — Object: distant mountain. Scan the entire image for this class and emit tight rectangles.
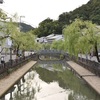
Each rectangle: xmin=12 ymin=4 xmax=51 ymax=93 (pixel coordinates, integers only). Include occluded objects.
xmin=71 ymin=0 xmax=100 ymax=24
xmin=27 ymin=0 xmax=100 ymax=37
xmin=18 ymin=22 xmax=35 ymax=32
xmin=58 ymin=0 xmax=100 ymax=25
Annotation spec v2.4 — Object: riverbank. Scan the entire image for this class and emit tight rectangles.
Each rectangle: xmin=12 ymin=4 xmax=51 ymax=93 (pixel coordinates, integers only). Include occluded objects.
xmin=67 ymin=61 xmax=100 ymax=95
xmin=0 ymin=61 xmax=36 ymax=98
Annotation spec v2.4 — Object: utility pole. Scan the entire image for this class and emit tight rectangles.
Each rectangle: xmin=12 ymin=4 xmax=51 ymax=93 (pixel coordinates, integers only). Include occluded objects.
xmin=19 ymin=16 xmax=25 ymax=32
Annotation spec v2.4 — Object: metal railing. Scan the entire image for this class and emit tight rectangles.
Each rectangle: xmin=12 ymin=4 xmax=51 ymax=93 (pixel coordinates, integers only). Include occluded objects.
xmin=78 ymin=57 xmax=100 ymax=76
xmin=37 ymin=49 xmax=65 ymax=55
xmin=65 ymin=53 xmax=100 ymax=77
xmin=2 ymin=52 xmax=99 ymax=77
xmin=0 ymin=55 xmax=33 ymax=75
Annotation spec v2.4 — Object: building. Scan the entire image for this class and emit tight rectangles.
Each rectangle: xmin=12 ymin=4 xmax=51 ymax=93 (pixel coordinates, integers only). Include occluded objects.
xmin=46 ymin=34 xmax=63 ymax=43
xmin=36 ymin=34 xmax=64 ymax=44
xmin=0 ymin=21 xmax=12 ymax=55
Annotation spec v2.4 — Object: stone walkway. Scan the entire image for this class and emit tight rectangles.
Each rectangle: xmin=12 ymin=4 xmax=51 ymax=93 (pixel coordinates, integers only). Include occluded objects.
xmin=67 ymin=61 xmax=100 ymax=95
xmin=0 ymin=60 xmax=100 ymax=97
xmin=0 ymin=61 xmax=36 ymax=98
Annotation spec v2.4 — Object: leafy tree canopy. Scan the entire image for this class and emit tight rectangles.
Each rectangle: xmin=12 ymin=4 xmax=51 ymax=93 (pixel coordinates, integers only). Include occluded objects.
xmin=33 ymin=0 xmax=100 ymax=37
xmin=63 ymin=19 xmax=100 ymax=62
xmin=33 ymin=18 xmax=62 ymax=37
xmin=58 ymin=0 xmax=100 ymax=25
xmin=0 ymin=11 xmax=36 ymax=56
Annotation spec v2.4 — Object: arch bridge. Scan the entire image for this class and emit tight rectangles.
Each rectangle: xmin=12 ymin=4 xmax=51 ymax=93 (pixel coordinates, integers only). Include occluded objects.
xmin=33 ymin=49 xmax=67 ymax=61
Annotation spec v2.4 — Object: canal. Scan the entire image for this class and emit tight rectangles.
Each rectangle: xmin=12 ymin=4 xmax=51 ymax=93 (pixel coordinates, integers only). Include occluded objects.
xmin=2 ymin=61 xmax=100 ymax=100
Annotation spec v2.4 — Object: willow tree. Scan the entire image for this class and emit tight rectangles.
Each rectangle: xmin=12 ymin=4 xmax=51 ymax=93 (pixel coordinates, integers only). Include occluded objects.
xmin=10 ymin=30 xmax=36 ymax=56
xmin=0 ymin=9 xmax=12 ymax=53
xmin=1 ymin=20 xmax=22 ymax=56
xmin=63 ymin=19 xmax=100 ymax=62
xmin=0 ymin=16 xmax=36 ymax=56
xmin=19 ymin=31 xmax=36 ymax=53
xmin=0 ymin=11 xmax=18 ymax=42
xmin=0 ymin=9 xmax=8 ymax=40
xmin=0 ymin=10 xmax=37 ymax=57
xmin=0 ymin=9 xmax=7 ymax=21
xmin=51 ymin=40 xmax=65 ymax=51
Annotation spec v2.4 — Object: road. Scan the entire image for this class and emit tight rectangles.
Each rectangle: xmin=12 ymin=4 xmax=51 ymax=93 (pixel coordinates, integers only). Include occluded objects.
xmin=0 ymin=51 xmax=34 ymax=64
xmin=0 ymin=54 xmax=16 ymax=64
xmin=78 ymin=54 xmax=98 ymax=62
xmin=0 ymin=52 xmax=98 ymax=64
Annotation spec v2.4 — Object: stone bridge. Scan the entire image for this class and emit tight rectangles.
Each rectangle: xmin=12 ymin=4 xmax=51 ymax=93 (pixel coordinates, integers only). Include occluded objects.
xmin=32 ymin=49 xmax=68 ymax=61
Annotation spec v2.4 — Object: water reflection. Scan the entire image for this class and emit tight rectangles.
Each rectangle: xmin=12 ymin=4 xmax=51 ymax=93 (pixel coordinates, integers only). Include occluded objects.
xmin=33 ymin=62 xmax=100 ymax=100
xmin=2 ymin=61 xmax=100 ymax=100
xmin=13 ymin=70 xmax=37 ymax=100
xmin=39 ymin=54 xmax=65 ymax=61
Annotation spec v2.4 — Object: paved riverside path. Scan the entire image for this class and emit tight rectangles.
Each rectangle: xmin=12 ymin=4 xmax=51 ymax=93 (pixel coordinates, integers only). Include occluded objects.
xmin=0 ymin=61 xmax=36 ymax=97
xmin=67 ymin=61 xmax=100 ymax=95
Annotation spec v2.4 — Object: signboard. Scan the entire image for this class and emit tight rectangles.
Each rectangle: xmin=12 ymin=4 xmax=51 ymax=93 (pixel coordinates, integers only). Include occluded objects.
xmin=7 ymin=38 xmax=12 ymax=47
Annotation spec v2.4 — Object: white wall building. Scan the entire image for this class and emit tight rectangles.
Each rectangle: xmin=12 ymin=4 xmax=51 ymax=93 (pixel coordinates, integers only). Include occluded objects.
xmin=36 ymin=34 xmax=64 ymax=44
xmin=0 ymin=21 xmax=12 ymax=55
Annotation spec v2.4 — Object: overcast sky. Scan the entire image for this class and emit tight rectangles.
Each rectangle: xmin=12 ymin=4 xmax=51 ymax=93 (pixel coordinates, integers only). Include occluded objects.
xmin=0 ymin=0 xmax=90 ymax=27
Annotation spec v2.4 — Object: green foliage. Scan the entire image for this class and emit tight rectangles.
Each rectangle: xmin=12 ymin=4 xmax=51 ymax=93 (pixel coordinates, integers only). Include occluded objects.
xmin=0 ymin=11 xmax=36 ymax=55
xmin=63 ymin=19 xmax=100 ymax=60
xmin=51 ymin=40 xmax=65 ymax=51
xmin=33 ymin=42 xmax=43 ymax=50
xmin=58 ymin=0 xmax=100 ymax=26
xmin=63 ymin=19 xmax=83 ymax=55
xmin=13 ymin=31 xmax=35 ymax=51
xmin=58 ymin=12 xmax=71 ymax=27
xmin=0 ymin=11 xmax=14 ymax=45
xmin=0 ymin=9 xmax=7 ymax=20
xmin=33 ymin=0 xmax=100 ymax=38
xmin=35 ymin=18 xmax=54 ymax=37
xmin=33 ymin=18 xmax=62 ymax=37
xmin=19 ymin=22 xmax=34 ymax=32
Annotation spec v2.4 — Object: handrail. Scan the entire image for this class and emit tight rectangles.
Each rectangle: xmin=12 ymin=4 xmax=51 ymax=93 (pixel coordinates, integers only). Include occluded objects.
xmin=0 ymin=55 xmax=33 ymax=75
xmin=65 ymin=53 xmax=100 ymax=77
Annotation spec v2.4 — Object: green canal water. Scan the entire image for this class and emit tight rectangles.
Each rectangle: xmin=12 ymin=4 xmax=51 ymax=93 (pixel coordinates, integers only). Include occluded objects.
xmin=4 ymin=61 xmax=100 ymax=100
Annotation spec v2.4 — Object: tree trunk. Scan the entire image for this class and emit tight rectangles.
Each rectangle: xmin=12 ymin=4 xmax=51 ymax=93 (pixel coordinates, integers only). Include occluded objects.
xmin=16 ymin=45 xmax=19 ymax=56
xmin=94 ymin=42 xmax=100 ymax=62
xmin=22 ymin=49 xmax=25 ymax=57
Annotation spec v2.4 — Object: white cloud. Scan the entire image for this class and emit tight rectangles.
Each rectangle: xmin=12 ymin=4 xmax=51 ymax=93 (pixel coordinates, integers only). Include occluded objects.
xmin=0 ymin=0 xmax=89 ymax=27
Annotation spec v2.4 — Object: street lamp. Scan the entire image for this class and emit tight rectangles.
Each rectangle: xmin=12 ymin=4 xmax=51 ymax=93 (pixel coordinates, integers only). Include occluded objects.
xmin=7 ymin=37 xmax=13 ymax=65
xmin=10 ymin=46 xmax=12 ymax=65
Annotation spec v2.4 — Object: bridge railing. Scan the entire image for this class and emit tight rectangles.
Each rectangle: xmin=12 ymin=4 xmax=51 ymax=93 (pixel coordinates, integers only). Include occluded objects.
xmin=37 ymin=49 xmax=65 ymax=54
xmin=0 ymin=55 xmax=33 ymax=75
